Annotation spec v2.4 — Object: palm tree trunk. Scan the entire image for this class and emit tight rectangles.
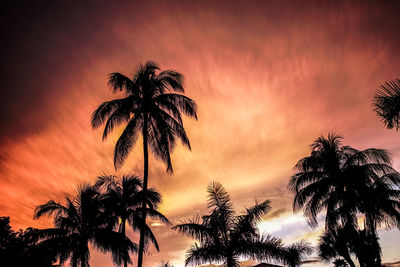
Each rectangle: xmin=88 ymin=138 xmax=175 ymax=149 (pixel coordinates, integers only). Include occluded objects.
xmin=342 ymin=253 xmax=356 ymax=267
xmin=81 ymin=254 xmax=86 ymax=267
xmin=122 ymin=218 xmax=128 ymax=267
xmin=137 ymin=114 xmax=149 ymax=267
xmin=366 ymin=214 xmax=382 ymax=267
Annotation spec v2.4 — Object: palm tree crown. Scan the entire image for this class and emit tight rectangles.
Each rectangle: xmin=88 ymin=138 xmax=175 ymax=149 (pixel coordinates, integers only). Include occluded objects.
xmin=288 ymin=133 xmax=394 ymax=229
xmin=94 ymin=175 xmax=170 ymax=266
xmin=290 ymin=133 xmax=400 ymax=267
xmin=283 ymin=240 xmax=313 ymax=267
xmin=173 ymin=182 xmax=285 ymax=267
xmin=373 ymin=78 xmax=400 ymax=130
xmin=91 ymin=61 xmax=197 ymax=172
xmin=34 ymin=185 xmax=135 ymax=267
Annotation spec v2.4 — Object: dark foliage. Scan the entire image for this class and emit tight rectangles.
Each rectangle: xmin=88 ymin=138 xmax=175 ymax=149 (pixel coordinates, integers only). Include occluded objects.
xmin=34 ymin=185 xmax=136 ymax=267
xmin=173 ymin=182 xmax=287 ymax=267
xmin=373 ymin=79 xmax=400 ymax=130
xmin=0 ymin=217 xmax=57 ymax=267
xmin=290 ymin=133 xmax=400 ymax=267
xmin=92 ymin=61 xmax=197 ymax=267
xmin=94 ymin=175 xmax=170 ymax=267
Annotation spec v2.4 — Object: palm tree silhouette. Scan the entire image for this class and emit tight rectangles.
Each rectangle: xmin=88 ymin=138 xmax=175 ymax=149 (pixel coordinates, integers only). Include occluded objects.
xmin=288 ymin=133 xmax=394 ymax=230
xmin=34 ymin=185 xmax=135 ymax=267
xmin=283 ymin=240 xmax=313 ymax=267
xmin=173 ymin=182 xmax=285 ymax=267
xmin=91 ymin=61 xmax=197 ymax=267
xmin=290 ymin=133 xmax=400 ymax=266
xmin=318 ymin=224 xmax=357 ymax=267
xmin=355 ymin=171 xmax=400 ymax=266
xmin=373 ymin=78 xmax=400 ymax=130
xmin=94 ymin=175 xmax=170 ymax=267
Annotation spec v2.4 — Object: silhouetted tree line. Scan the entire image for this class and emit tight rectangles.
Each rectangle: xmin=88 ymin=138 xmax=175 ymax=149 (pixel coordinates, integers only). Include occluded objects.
xmin=1 ymin=61 xmax=399 ymax=267
xmin=0 ymin=216 xmax=58 ymax=266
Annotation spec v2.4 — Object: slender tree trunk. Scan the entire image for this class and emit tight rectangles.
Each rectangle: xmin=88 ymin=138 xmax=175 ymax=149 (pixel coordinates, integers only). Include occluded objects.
xmin=81 ymin=254 xmax=86 ymax=267
xmin=342 ymin=254 xmax=356 ymax=267
xmin=137 ymin=114 xmax=149 ymax=267
xmin=366 ymin=215 xmax=382 ymax=267
xmin=122 ymin=218 xmax=128 ymax=267
xmin=72 ymin=256 xmax=77 ymax=267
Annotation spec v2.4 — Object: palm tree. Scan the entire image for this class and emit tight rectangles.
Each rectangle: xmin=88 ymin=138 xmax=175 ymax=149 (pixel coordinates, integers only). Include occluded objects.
xmin=288 ymin=133 xmax=394 ymax=230
xmin=173 ymin=182 xmax=285 ymax=267
xmin=318 ymin=224 xmax=357 ymax=267
xmin=94 ymin=175 xmax=170 ymax=267
xmin=355 ymin=172 xmax=400 ymax=266
xmin=34 ymin=185 xmax=136 ymax=267
xmin=91 ymin=61 xmax=197 ymax=267
xmin=283 ymin=240 xmax=313 ymax=267
xmin=157 ymin=260 xmax=174 ymax=267
xmin=373 ymin=78 xmax=400 ymax=130
xmin=289 ymin=133 xmax=400 ymax=267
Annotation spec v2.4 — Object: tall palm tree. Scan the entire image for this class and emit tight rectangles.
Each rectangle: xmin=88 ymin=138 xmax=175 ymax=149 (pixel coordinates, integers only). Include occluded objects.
xmin=34 ymin=185 xmax=136 ymax=267
xmin=94 ymin=175 xmax=170 ymax=267
xmin=173 ymin=182 xmax=285 ymax=267
xmin=91 ymin=61 xmax=197 ymax=267
xmin=373 ymin=78 xmax=400 ymax=130
xmin=283 ymin=240 xmax=313 ymax=267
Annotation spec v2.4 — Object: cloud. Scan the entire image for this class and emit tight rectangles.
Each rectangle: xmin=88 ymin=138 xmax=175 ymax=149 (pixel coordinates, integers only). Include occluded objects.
xmin=1 ymin=1 xmax=400 ymax=266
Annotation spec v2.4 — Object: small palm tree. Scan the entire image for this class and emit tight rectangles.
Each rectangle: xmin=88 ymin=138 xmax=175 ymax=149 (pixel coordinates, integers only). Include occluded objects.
xmin=34 ymin=185 xmax=135 ymax=267
xmin=92 ymin=61 xmax=197 ymax=267
xmin=157 ymin=260 xmax=174 ymax=267
xmin=355 ymin=171 xmax=400 ymax=266
xmin=373 ymin=78 xmax=400 ymax=130
xmin=318 ymin=224 xmax=357 ymax=267
xmin=173 ymin=182 xmax=285 ymax=267
xmin=283 ymin=240 xmax=313 ymax=267
xmin=94 ymin=175 xmax=170 ymax=267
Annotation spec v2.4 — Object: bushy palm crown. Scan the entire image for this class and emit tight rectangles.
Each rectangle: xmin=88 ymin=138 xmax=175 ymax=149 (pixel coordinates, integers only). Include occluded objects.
xmin=373 ymin=78 xmax=400 ymax=130
xmin=91 ymin=61 xmax=197 ymax=171
xmin=34 ymin=185 xmax=135 ymax=267
xmin=288 ymin=133 xmax=397 ymax=230
xmin=94 ymin=175 xmax=170 ymax=253
xmin=173 ymin=182 xmax=284 ymax=267
xmin=283 ymin=240 xmax=313 ymax=267
xmin=318 ymin=224 xmax=357 ymax=267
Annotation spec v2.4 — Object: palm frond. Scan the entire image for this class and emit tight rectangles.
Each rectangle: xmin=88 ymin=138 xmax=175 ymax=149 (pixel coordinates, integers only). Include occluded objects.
xmin=373 ymin=79 xmax=400 ymax=130
xmin=238 ymin=234 xmax=285 ymax=263
xmin=91 ymin=97 xmax=132 ymax=129
xmin=173 ymin=220 xmax=212 ymax=242
xmin=185 ymin=243 xmax=224 ymax=267
xmin=34 ymin=200 xmax=67 ymax=220
xmin=114 ymin=115 xmax=142 ymax=170
xmin=108 ymin=72 xmax=138 ymax=95
xmin=155 ymin=93 xmax=198 ymax=120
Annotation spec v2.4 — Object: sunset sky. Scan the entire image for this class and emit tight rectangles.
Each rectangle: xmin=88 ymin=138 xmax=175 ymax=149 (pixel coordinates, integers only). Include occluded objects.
xmin=1 ymin=1 xmax=400 ymax=266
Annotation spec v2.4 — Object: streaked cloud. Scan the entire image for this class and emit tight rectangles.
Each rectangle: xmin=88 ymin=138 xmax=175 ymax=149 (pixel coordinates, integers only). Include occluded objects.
xmin=1 ymin=0 xmax=400 ymax=266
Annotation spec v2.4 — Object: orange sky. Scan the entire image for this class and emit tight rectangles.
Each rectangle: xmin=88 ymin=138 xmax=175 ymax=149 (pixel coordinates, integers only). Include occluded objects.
xmin=1 ymin=1 xmax=400 ymax=266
